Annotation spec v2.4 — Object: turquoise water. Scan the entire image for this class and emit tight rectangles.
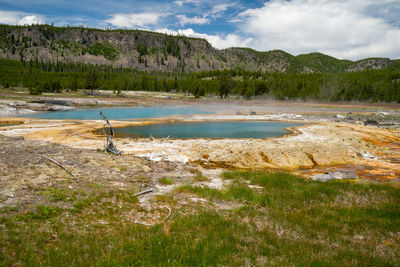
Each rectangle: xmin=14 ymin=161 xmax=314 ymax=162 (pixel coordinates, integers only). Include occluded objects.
xmin=115 ymin=121 xmax=301 ymax=139
xmin=24 ymin=106 xmax=213 ymax=120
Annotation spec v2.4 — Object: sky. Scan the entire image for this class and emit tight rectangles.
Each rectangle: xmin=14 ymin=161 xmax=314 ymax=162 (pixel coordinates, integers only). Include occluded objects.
xmin=0 ymin=0 xmax=399 ymax=60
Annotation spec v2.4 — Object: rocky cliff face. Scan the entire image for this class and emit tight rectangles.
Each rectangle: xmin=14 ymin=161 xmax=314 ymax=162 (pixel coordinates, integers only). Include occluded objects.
xmin=0 ymin=24 xmax=396 ymax=73
xmin=345 ymin=58 xmax=392 ymax=72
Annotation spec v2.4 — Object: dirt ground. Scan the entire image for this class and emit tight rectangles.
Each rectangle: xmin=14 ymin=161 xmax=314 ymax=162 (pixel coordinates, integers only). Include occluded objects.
xmin=0 ymin=133 xmax=229 ymax=221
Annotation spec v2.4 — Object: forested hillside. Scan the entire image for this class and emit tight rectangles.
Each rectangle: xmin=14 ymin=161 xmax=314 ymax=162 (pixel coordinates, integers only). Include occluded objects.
xmin=0 ymin=24 xmax=398 ymax=73
xmin=0 ymin=24 xmax=399 ymax=102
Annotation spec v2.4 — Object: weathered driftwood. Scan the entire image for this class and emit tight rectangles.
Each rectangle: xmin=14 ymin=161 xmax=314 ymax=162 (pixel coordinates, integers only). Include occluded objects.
xmin=133 ymin=188 xmax=153 ymax=197
xmin=134 ymin=220 xmax=152 ymax=226
xmin=42 ymin=155 xmax=80 ymax=182
xmin=162 ymin=135 xmax=170 ymax=142
xmin=100 ymin=111 xmax=121 ymax=155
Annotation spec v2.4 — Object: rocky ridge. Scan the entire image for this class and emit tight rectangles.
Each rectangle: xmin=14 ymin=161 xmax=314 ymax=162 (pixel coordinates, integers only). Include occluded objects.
xmin=0 ymin=24 xmax=398 ymax=73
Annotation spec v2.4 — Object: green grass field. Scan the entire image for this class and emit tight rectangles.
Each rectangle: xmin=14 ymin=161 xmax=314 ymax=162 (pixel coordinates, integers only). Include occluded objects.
xmin=1 ymin=172 xmax=399 ymax=266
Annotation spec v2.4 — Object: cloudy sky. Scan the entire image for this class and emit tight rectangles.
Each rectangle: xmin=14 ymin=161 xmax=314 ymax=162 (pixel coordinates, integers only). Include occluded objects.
xmin=0 ymin=0 xmax=399 ymax=60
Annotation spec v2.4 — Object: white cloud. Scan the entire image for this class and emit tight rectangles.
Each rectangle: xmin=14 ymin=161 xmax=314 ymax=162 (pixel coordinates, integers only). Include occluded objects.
xmin=208 ymin=2 xmax=236 ymax=19
xmin=0 ymin=11 xmax=43 ymax=25
xmin=237 ymin=0 xmax=400 ymax=59
xmin=176 ymin=15 xmax=209 ymax=26
xmin=174 ymin=0 xmax=200 ymax=6
xmin=211 ymin=3 xmax=234 ymax=14
xmin=155 ymin=27 xmax=252 ymax=49
xmin=18 ymin=15 xmax=42 ymax=25
xmin=105 ymin=12 xmax=162 ymax=28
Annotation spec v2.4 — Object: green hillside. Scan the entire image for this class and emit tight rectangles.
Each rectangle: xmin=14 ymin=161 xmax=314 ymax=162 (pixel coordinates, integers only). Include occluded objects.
xmin=0 ymin=24 xmax=396 ymax=73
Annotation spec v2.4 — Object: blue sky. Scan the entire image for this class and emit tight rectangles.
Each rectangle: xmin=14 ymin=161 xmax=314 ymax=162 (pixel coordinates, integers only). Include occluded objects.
xmin=1 ymin=0 xmax=400 ymax=60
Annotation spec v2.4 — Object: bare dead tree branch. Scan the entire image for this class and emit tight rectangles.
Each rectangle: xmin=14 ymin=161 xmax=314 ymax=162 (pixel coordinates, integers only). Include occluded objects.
xmin=100 ymin=110 xmax=121 ymax=155
xmin=134 ymin=220 xmax=152 ymax=226
xmin=42 ymin=155 xmax=80 ymax=182
xmin=133 ymin=188 xmax=153 ymax=197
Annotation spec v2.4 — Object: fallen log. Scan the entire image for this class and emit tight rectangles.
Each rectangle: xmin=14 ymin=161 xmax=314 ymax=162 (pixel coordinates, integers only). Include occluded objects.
xmin=133 ymin=188 xmax=153 ymax=197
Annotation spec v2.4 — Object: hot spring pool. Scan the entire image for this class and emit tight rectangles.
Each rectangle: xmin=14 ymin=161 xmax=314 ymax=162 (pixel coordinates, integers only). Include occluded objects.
xmin=23 ymin=106 xmax=213 ymax=120
xmin=114 ymin=121 xmax=301 ymax=139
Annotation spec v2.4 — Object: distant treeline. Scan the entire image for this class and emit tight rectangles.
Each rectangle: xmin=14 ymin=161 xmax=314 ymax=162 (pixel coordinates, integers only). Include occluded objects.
xmin=0 ymin=58 xmax=399 ymax=102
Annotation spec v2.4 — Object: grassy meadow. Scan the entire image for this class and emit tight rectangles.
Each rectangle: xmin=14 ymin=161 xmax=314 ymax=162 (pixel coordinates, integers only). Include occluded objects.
xmin=1 ymin=171 xmax=399 ymax=266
